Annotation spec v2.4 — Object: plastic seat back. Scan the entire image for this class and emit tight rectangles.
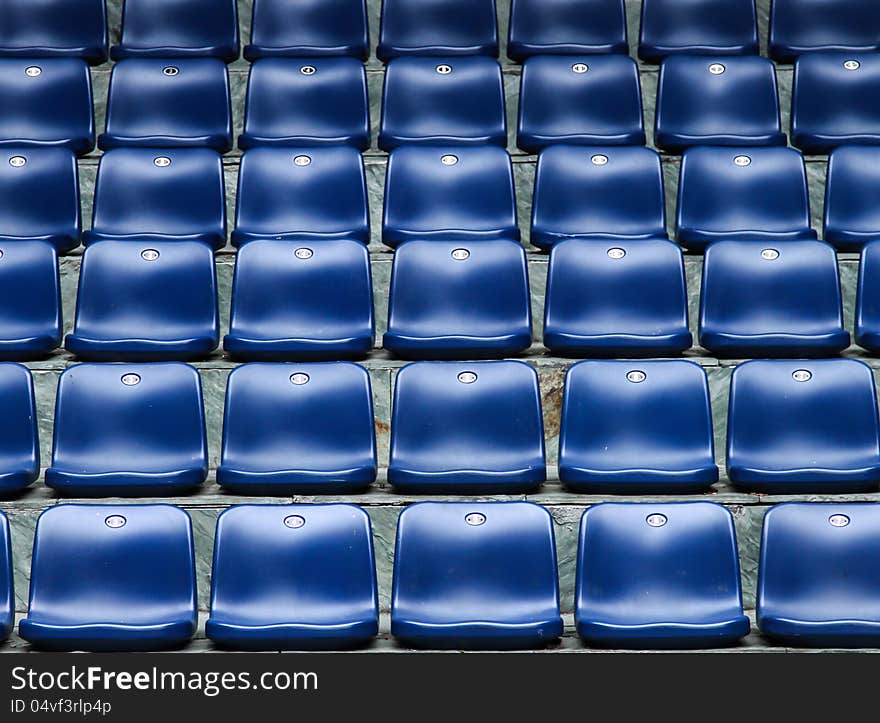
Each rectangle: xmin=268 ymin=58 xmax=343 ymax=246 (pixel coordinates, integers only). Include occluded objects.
xmin=770 ymin=0 xmax=880 ymax=62
xmin=826 ymin=146 xmax=880 ymax=250
xmin=0 ymin=0 xmax=107 ymax=64
xmin=856 ymin=240 xmax=880 ymax=353
xmin=0 ymin=364 xmax=39 ymax=493
xmin=0 ymin=512 xmax=11 ymax=640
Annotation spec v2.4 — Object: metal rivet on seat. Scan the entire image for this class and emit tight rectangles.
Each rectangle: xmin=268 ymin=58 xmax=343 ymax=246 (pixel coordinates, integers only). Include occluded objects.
xmin=734 ymin=155 xmax=751 ymax=166
xmin=25 ymin=66 xmax=41 ymax=77
xmin=105 ymin=515 xmax=126 ymax=529
xmin=792 ymin=369 xmax=812 ymax=382
xmin=293 ymin=155 xmax=311 ymax=167
xmin=436 ymin=64 xmax=453 ymax=75
xmin=458 ymin=371 xmax=477 ymax=384
xmin=465 ymin=513 xmax=486 ymax=526
xmin=761 ymin=248 xmax=779 ymax=260
xmin=607 ymin=247 xmax=626 ymax=259
xmin=572 ymin=63 xmax=589 ymax=74
xmin=708 ymin=63 xmax=726 ymax=75
xmin=294 ymin=247 xmax=313 ymax=259
xmin=290 ymin=372 xmax=310 ymax=385
xmin=300 ymin=65 xmax=316 ymax=75
xmin=646 ymin=514 xmax=667 ymax=527
xmin=153 ymin=156 xmax=171 ymax=168
xmin=626 ymin=370 xmax=646 ymax=383
xmin=441 ymin=154 xmax=459 ymax=166
xmin=163 ymin=66 xmax=179 ymax=76
xmin=451 ymin=248 xmax=470 ymax=261
xmin=8 ymin=156 xmax=26 ymax=167
xmin=121 ymin=373 xmax=141 ymax=386
xmin=284 ymin=515 xmax=306 ymax=529
xmin=591 ymin=154 xmax=609 ymax=166
xmin=141 ymin=249 xmax=160 ymax=261
xmin=844 ymin=60 xmax=861 ymax=71
xmin=829 ymin=514 xmax=850 ymax=527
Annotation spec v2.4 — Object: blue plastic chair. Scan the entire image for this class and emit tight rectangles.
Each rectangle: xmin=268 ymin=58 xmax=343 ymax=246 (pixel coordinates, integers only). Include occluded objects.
xmin=392 ymin=502 xmax=562 ymax=649
xmin=0 ymin=364 xmax=39 ymax=494
xmin=245 ymin=0 xmax=369 ymax=60
xmin=543 ymin=239 xmax=690 ymax=357
xmin=0 ymin=241 xmax=61 ymax=359
xmin=0 ymin=0 xmax=107 ymax=64
xmin=233 ymin=147 xmax=369 ymax=246
xmin=855 ymin=240 xmax=880 ymax=353
xmin=112 ymin=0 xmax=239 ymax=62
xmin=239 ymin=58 xmax=369 ymax=151
xmin=389 ymin=361 xmax=545 ymax=494
xmin=758 ymin=502 xmax=880 ymax=647
xmin=727 ymin=359 xmax=880 ymax=493
xmin=379 ymin=56 xmax=506 ymax=150
xmin=826 ymin=146 xmax=880 ymax=250
xmin=46 ymin=363 xmax=208 ymax=496
xmin=377 ymin=0 xmax=498 ymax=61
xmin=770 ymin=0 xmax=880 ymax=62
xmin=699 ymin=239 xmax=848 ymax=358
xmin=677 ymin=146 xmax=814 ymax=251
xmin=99 ymin=58 xmax=232 ymax=152
xmin=0 ymin=148 xmax=80 ymax=254
xmin=0 ymin=512 xmax=11 ymax=640
xmin=655 ymin=55 xmax=784 ymax=153
xmin=531 ymin=146 xmax=666 ymax=250
xmin=84 ymin=148 xmax=226 ymax=249
xmin=224 ymin=239 xmax=373 ymax=360
xmin=218 ymin=363 xmax=377 ymax=494
xmin=208 ymin=504 xmax=378 ymax=649
xmin=384 ymin=239 xmax=531 ymax=360
xmin=576 ymin=503 xmax=749 ymax=648
xmin=383 ymin=145 xmax=517 ymax=248
xmin=517 ymin=55 xmax=644 ymax=154
xmin=0 ymin=58 xmax=94 ymax=155
xmin=507 ymin=0 xmax=627 ymax=62
xmin=19 ymin=504 xmax=196 ymax=651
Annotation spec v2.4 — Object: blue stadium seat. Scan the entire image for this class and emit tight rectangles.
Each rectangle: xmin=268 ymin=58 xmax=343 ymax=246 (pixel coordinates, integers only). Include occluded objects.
xmin=0 ymin=59 xmax=94 ymax=155
xmin=46 ymin=363 xmax=208 ymax=496
xmin=559 ymin=360 xmax=715 ymax=492
xmin=0 ymin=512 xmax=10 ymax=640
xmin=700 ymin=239 xmax=848 ymax=358
xmin=388 ymin=361 xmax=545 ymax=494
xmin=0 ymin=241 xmax=61 ymax=359
xmin=0 ymin=148 xmax=80 ymax=253
xmin=655 ymin=55 xmax=784 ymax=153
xmin=83 ymin=148 xmax=226 ymax=249
xmin=507 ymin=0 xmax=627 ymax=62
xmin=791 ymin=52 xmax=880 ymax=154
xmin=517 ymin=55 xmax=644 ymax=154
xmin=543 ymin=239 xmax=690 ymax=357
xmin=855 ymin=240 xmax=880 ymax=353
xmin=576 ymin=503 xmax=749 ymax=648
xmin=245 ymin=0 xmax=369 ymax=60
xmin=232 ymin=147 xmax=369 ymax=246
xmin=770 ymin=0 xmax=880 ymax=63
xmin=531 ymin=146 xmax=666 ymax=250
xmin=377 ymin=0 xmax=498 ymax=61
xmin=0 ymin=0 xmax=107 ymax=64
xmin=0 ymin=364 xmax=39 ymax=494
xmin=383 ymin=146 xmax=517 ymax=248
xmin=208 ymin=504 xmax=378 ymax=649
xmin=217 ymin=363 xmax=376 ymax=493
xmin=65 ymin=241 xmax=219 ymax=361
xmin=758 ymin=502 xmax=880 ymax=647
xmin=379 ymin=56 xmax=506 ymax=150
xmin=239 ymin=58 xmax=369 ymax=151
xmin=727 ymin=359 xmax=880 ymax=493
xmin=392 ymin=502 xmax=562 ymax=649
xmin=384 ymin=239 xmax=531 ymax=359
xmin=99 ymin=58 xmax=232 ymax=152
xmin=639 ymin=0 xmax=758 ymax=63
xmin=19 ymin=504 xmax=196 ymax=651
xmin=224 ymin=240 xmax=373 ymax=361
xmin=112 ymin=0 xmax=239 ymax=63
xmin=677 ymin=146 xmax=814 ymax=251
xmin=826 ymin=146 xmax=880 ymax=250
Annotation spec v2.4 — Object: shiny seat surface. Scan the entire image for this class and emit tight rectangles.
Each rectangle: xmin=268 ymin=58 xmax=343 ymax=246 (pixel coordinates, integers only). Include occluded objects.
xmin=855 ymin=240 xmax=880 ymax=353
xmin=770 ymin=0 xmax=880 ymax=62
xmin=825 ymin=146 xmax=880 ymax=250
xmin=0 ymin=364 xmax=39 ymax=494
xmin=0 ymin=0 xmax=107 ymax=64
xmin=0 ymin=512 xmax=10 ymax=641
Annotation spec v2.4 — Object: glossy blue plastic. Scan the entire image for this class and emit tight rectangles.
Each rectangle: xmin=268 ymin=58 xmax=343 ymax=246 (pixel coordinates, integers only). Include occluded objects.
xmin=531 ymin=145 xmax=666 ymax=250
xmin=517 ymin=55 xmax=644 ymax=154
xmin=245 ymin=0 xmax=369 ymax=60
xmin=727 ymin=359 xmax=880 ymax=493
xmin=677 ymin=146 xmax=814 ymax=250
xmin=559 ymin=361 xmax=715 ymax=493
xmin=84 ymin=148 xmax=226 ymax=249
xmin=0 ymin=512 xmax=10 ymax=640
xmin=66 ymin=241 xmax=219 ymax=361
xmin=699 ymin=239 xmax=848 ymax=358
xmin=377 ymin=0 xmax=498 ymax=61
xmin=0 ymin=58 xmax=94 ymax=155
xmin=240 ymin=58 xmax=369 ymax=151
xmin=825 ymin=146 xmax=880 ymax=250
xmin=0 ymin=241 xmax=61 ymax=359
xmin=389 ymin=361 xmax=545 ymax=494
xmin=379 ymin=56 xmax=506 ymax=150
xmin=0 ymin=364 xmax=39 ymax=493
xmin=224 ymin=240 xmax=373 ymax=361
xmin=655 ymin=55 xmax=784 ymax=153
xmin=19 ymin=504 xmax=196 ymax=651
xmin=46 ymin=363 xmax=208 ymax=496
xmin=855 ymin=240 xmax=880 ymax=353
xmin=208 ymin=504 xmax=378 ymax=650
xmin=384 ymin=239 xmax=531 ymax=359
xmin=770 ymin=0 xmax=880 ymax=62
xmin=99 ymin=58 xmax=232 ymax=152
xmin=233 ymin=146 xmax=369 ymax=246
xmin=112 ymin=0 xmax=239 ymax=62
xmin=791 ymin=52 xmax=880 ymax=154
xmin=392 ymin=502 xmax=562 ymax=649
xmin=383 ymin=145 xmax=517 ymax=248
xmin=576 ymin=503 xmax=749 ymax=648
xmin=507 ymin=0 xmax=627 ymax=62
xmin=0 ymin=0 xmax=107 ymax=64
xmin=218 ymin=363 xmax=376 ymax=493
xmin=758 ymin=502 xmax=880 ymax=647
